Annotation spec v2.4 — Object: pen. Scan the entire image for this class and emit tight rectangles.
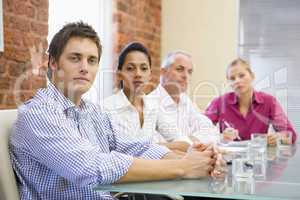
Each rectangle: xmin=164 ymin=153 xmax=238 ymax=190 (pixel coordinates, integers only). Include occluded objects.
xmin=223 ymin=120 xmax=241 ymax=141
xmin=223 ymin=121 xmax=231 ymax=129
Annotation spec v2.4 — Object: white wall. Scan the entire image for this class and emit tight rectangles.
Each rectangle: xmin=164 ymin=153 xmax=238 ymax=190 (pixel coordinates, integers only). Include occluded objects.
xmin=48 ymin=0 xmax=113 ymax=104
xmin=161 ymin=0 xmax=238 ymax=110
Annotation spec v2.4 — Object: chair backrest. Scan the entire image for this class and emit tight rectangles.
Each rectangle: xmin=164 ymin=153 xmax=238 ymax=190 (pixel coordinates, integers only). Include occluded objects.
xmin=0 ymin=109 xmax=19 ymax=200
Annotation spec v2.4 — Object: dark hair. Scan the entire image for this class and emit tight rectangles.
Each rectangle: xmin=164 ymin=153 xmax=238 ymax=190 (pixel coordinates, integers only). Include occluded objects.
xmin=117 ymin=42 xmax=151 ymax=71
xmin=47 ymin=21 xmax=102 ymax=80
xmin=117 ymin=42 xmax=151 ymax=88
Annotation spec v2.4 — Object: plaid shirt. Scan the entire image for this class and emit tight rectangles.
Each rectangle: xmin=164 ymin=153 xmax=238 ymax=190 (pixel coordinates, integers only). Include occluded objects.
xmin=9 ymin=83 xmax=169 ymax=200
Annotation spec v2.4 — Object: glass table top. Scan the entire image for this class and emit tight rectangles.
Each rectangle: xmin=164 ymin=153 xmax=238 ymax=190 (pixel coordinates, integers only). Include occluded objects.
xmin=94 ymin=144 xmax=300 ymax=200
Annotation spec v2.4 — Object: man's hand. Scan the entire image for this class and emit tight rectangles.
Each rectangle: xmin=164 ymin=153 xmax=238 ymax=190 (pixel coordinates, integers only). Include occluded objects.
xmin=210 ymin=151 xmax=227 ymax=178
xmin=188 ymin=141 xmax=208 ymax=152
xmin=181 ymin=147 xmax=215 ymax=179
xmin=191 ymin=143 xmax=228 ymax=178
xmin=161 ymin=141 xmax=191 ymax=152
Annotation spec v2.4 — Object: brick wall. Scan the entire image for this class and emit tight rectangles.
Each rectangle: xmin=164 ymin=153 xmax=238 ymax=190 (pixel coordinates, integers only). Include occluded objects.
xmin=113 ymin=0 xmax=161 ymax=92
xmin=0 ymin=0 xmax=48 ymax=109
xmin=0 ymin=0 xmax=161 ymax=109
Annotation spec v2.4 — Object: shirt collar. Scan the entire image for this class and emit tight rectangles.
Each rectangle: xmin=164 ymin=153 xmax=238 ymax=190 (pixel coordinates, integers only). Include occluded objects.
xmin=46 ymin=82 xmax=88 ymax=112
xmin=253 ymin=91 xmax=264 ymax=104
xmin=227 ymin=92 xmax=238 ymax=105
xmin=158 ymin=84 xmax=188 ymax=106
xmin=111 ymin=90 xmax=153 ymax=109
xmin=114 ymin=90 xmax=132 ymax=109
xmin=227 ymin=90 xmax=264 ymax=105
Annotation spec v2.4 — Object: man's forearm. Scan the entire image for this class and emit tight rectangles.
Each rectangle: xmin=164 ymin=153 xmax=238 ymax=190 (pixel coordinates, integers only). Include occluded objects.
xmin=118 ymin=147 xmax=216 ymax=183
xmin=160 ymin=141 xmax=190 ymax=152
xmin=162 ymin=151 xmax=184 ymax=159
xmin=117 ymin=158 xmax=184 ymax=183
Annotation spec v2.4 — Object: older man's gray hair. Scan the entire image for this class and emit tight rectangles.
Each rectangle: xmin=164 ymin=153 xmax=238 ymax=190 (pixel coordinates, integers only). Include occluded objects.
xmin=161 ymin=50 xmax=193 ymax=69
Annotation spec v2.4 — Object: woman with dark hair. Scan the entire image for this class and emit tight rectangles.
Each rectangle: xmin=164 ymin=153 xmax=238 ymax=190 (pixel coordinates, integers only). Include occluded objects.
xmin=205 ymin=58 xmax=297 ymax=145
xmin=103 ymin=42 xmax=191 ymax=152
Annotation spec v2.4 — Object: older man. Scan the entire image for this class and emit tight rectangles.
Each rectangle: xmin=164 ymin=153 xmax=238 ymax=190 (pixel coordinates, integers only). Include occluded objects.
xmin=150 ymin=51 xmax=217 ymax=144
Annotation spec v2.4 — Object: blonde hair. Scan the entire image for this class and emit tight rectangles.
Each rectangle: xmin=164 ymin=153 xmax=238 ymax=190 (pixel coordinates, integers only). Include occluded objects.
xmin=226 ymin=58 xmax=254 ymax=79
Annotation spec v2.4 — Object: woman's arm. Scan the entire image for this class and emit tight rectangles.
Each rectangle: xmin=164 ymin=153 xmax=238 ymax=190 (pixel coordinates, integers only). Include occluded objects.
xmin=269 ymin=96 xmax=297 ymax=143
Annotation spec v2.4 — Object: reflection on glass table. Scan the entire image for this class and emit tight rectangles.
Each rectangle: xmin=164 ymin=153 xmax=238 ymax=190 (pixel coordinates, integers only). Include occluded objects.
xmin=94 ymin=143 xmax=300 ymax=200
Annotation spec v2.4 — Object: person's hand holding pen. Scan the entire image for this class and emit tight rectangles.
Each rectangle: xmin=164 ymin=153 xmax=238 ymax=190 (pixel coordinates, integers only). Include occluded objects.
xmin=222 ymin=121 xmax=241 ymax=141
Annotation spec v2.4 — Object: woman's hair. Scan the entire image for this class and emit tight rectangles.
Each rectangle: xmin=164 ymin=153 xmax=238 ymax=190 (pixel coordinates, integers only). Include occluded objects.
xmin=117 ymin=42 xmax=151 ymax=71
xmin=226 ymin=58 xmax=254 ymax=78
xmin=117 ymin=42 xmax=151 ymax=88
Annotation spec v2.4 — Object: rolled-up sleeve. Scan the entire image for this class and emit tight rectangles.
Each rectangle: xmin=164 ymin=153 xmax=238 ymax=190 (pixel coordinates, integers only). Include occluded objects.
xmin=136 ymin=144 xmax=170 ymax=159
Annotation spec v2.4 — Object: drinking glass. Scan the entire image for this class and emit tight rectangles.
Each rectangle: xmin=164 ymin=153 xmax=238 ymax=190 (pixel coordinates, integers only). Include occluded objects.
xmin=232 ymin=158 xmax=254 ymax=179
xmin=277 ymin=131 xmax=293 ymax=157
xmin=232 ymin=176 xmax=255 ymax=194
xmin=249 ymin=134 xmax=267 ymax=179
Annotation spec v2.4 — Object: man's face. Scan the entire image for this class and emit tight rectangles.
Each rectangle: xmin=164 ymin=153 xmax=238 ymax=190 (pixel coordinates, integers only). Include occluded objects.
xmin=50 ymin=37 xmax=99 ymax=98
xmin=161 ymin=54 xmax=193 ymax=93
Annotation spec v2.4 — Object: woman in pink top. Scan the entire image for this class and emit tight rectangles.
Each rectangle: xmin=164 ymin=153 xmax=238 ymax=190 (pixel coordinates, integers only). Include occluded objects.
xmin=205 ymin=58 xmax=297 ymax=145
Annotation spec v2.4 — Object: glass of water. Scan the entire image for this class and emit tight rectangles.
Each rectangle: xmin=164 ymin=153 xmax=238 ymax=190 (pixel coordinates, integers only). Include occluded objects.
xmin=251 ymin=134 xmax=267 ymax=149
xmin=232 ymin=158 xmax=254 ymax=179
xmin=249 ymin=134 xmax=267 ymax=179
xmin=277 ymin=131 xmax=292 ymax=148
xmin=277 ymin=131 xmax=293 ymax=157
xmin=232 ymin=176 xmax=255 ymax=194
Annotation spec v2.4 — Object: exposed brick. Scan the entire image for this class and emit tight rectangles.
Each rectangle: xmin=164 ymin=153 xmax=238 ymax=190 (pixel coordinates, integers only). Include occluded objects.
xmin=31 ymin=22 xmax=48 ymax=36
xmin=0 ymin=57 xmax=7 ymax=75
xmin=0 ymin=104 xmax=17 ymax=109
xmin=1 ymin=0 xmax=48 ymax=109
xmin=31 ymin=76 xmax=46 ymax=89
xmin=3 ymin=0 xmax=14 ymax=12
xmin=14 ymin=1 xmax=27 ymax=16
xmin=4 ymin=30 xmax=13 ymax=46
xmin=6 ymin=93 xmax=17 ymax=106
xmin=11 ymin=30 xmax=24 ymax=47
xmin=117 ymin=1 xmax=128 ymax=13
xmin=4 ymin=46 xmax=30 ymax=62
xmin=29 ymin=0 xmax=39 ymax=6
xmin=3 ymin=14 xmax=13 ymax=29
xmin=0 ymin=93 xmax=5 ymax=105
xmin=37 ymin=9 xmax=48 ymax=22
xmin=11 ymin=16 xmax=31 ymax=33
xmin=30 ymin=0 xmax=48 ymax=10
xmin=23 ymin=35 xmax=36 ymax=47
xmin=25 ymin=5 xmax=36 ymax=19
xmin=0 ymin=77 xmax=12 ymax=90
xmin=8 ymin=61 xmax=27 ymax=77
xmin=19 ymin=77 xmax=32 ymax=90
xmin=113 ymin=0 xmax=161 ymax=79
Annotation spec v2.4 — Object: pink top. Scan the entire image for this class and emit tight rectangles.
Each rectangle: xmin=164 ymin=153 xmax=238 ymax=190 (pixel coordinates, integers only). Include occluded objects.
xmin=205 ymin=91 xmax=297 ymax=143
